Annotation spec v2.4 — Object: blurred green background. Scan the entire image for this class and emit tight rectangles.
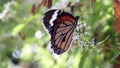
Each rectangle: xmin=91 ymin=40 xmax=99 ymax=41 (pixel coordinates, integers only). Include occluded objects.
xmin=0 ymin=0 xmax=120 ymax=68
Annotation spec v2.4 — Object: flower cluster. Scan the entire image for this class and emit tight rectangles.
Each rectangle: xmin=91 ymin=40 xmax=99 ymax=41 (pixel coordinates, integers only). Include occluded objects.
xmin=0 ymin=1 xmax=16 ymax=21
xmin=71 ymin=23 xmax=91 ymax=52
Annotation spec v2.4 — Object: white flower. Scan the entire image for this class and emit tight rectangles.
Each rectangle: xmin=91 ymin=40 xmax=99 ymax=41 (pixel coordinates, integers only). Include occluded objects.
xmin=35 ymin=30 xmax=42 ymax=39
xmin=51 ymin=0 xmax=69 ymax=9
xmin=0 ymin=1 xmax=16 ymax=20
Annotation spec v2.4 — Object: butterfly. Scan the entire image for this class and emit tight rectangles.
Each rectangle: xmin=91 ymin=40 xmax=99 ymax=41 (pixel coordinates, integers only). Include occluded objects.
xmin=43 ymin=9 xmax=79 ymax=55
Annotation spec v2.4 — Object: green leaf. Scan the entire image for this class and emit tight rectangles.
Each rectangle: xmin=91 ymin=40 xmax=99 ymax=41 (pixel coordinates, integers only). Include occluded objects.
xmin=12 ymin=24 xmax=25 ymax=36
xmin=79 ymin=51 xmax=88 ymax=68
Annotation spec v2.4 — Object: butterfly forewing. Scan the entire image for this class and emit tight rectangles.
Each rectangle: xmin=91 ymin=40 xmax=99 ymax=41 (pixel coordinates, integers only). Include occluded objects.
xmin=43 ymin=10 xmax=57 ymax=33
xmin=43 ymin=9 xmax=79 ymax=55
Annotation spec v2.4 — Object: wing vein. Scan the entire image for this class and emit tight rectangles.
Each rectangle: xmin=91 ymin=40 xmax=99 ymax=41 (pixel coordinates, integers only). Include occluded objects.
xmin=63 ymin=27 xmax=75 ymax=49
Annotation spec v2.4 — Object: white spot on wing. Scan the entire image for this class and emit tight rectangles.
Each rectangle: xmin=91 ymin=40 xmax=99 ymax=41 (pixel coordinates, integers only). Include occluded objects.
xmin=49 ymin=10 xmax=59 ymax=26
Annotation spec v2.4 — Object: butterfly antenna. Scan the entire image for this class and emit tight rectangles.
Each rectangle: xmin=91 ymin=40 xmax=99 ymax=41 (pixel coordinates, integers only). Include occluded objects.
xmin=76 ymin=14 xmax=86 ymax=35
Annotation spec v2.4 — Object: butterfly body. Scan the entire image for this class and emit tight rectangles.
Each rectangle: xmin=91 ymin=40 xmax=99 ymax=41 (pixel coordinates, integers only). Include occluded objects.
xmin=43 ymin=9 xmax=79 ymax=55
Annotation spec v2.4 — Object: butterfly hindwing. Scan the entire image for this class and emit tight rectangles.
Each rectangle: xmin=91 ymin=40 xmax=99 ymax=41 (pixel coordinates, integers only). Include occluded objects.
xmin=51 ymin=21 xmax=76 ymax=54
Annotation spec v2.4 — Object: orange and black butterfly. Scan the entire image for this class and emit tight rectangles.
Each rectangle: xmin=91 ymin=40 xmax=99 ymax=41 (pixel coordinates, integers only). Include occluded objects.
xmin=43 ymin=9 xmax=79 ymax=55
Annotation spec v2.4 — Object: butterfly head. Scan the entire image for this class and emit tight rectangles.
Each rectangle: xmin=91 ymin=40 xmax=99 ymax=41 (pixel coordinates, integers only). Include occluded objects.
xmin=76 ymin=16 xmax=80 ymax=21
